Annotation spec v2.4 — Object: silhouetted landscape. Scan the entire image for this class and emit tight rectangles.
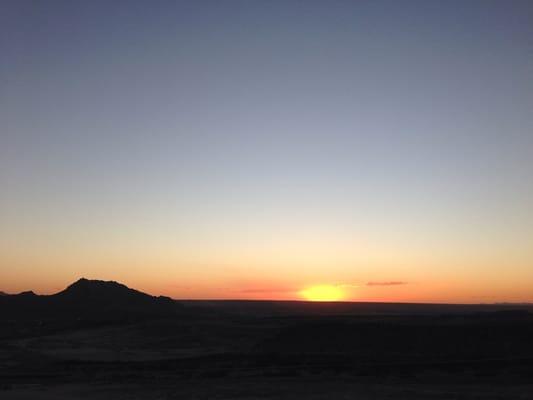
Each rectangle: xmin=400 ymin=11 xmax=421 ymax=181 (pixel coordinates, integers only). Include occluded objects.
xmin=1 ymin=279 xmax=533 ymax=399
xmin=4 ymin=0 xmax=533 ymax=397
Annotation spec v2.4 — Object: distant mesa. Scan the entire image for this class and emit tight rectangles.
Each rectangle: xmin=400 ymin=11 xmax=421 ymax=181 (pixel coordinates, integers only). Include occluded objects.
xmin=58 ymin=277 xmax=154 ymax=300
xmin=0 ymin=278 xmax=180 ymax=322
xmin=17 ymin=290 xmax=37 ymax=296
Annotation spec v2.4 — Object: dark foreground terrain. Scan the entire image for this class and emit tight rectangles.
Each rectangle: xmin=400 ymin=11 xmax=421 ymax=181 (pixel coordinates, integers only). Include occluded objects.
xmin=1 ymin=279 xmax=533 ymax=399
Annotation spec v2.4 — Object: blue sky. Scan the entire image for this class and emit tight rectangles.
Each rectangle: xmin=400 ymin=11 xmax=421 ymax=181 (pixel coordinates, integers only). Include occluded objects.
xmin=1 ymin=1 xmax=532 ymax=301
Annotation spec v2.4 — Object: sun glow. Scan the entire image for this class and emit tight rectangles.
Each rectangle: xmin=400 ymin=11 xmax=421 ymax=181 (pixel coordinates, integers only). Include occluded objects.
xmin=300 ymin=285 xmax=344 ymax=302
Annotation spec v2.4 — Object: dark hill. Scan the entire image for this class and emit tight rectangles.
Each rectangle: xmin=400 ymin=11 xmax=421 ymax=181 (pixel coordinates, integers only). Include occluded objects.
xmin=55 ymin=278 xmax=166 ymax=304
xmin=0 ymin=278 xmax=180 ymax=323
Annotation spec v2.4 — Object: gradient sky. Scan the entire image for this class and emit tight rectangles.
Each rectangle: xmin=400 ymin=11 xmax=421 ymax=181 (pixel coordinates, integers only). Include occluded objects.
xmin=1 ymin=0 xmax=533 ymax=302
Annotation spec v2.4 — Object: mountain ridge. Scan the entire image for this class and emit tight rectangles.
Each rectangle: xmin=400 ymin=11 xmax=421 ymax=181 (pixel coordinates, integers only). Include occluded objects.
xmin=0 ymin=278 xmax=180 ymax=322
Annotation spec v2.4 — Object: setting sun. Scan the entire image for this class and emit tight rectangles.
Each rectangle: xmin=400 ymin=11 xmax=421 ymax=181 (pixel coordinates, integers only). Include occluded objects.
xmin=300 ymin=285 xmax=344 ymax=302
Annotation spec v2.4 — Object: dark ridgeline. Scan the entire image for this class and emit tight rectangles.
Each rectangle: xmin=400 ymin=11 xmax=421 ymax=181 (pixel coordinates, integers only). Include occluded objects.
xmin=1 ymin=279 xmax=533 ymax=398
xmin=0 ymin=278 xmax=179 ymax=323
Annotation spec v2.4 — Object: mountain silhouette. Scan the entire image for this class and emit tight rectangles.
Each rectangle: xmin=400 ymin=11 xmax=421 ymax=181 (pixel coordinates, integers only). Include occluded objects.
xmin=57 ymin=278 xmax=165 ymax=303
xmin=0 ymin=278 xmax=179 ymax=322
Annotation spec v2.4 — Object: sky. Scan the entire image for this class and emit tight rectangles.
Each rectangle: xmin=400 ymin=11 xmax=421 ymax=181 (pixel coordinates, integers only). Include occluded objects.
xmin=1 ymin=0 xmax=532 ymax=302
